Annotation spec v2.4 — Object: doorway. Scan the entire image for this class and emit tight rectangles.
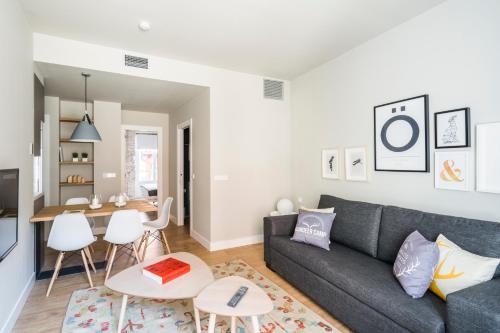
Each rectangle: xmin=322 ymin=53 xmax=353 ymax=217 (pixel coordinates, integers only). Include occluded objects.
xmin=121 ymin=125 xmax=163 ymax=205
xmin=177 ymin=119 xmax=193 ymax=235
xmin=183 ymin=128 xmax=190 ymax=228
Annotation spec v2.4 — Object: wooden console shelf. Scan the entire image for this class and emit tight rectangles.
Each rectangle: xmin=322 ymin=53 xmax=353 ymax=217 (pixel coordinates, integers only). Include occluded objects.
xmin=59 ymin=181 xmax=94 ymax=187
xmin=59 ymin=117 xmax=81 ymax=123
xmin=59 ymin=138 xmax=94 ymax=143
xmin=59 ymin=161 xmax=94 ymax=165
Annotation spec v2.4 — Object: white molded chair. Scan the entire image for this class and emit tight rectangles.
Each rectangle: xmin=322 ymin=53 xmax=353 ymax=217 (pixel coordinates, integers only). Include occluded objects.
xmin=65 ymin=197 xmax=89 ymax=205
xmin=103 ymin=209 xmax=144 ymax=280
xmin=107 ymin=194 xmax=130 ymax=203
xmin=46 ymin=213 xmax=96 ymax=297
xmin=65 ymin=197 xmax=97 ymax=231
xmin=137 ymin=197 xmax=173 ymax=261
xmin=104 ymin=195 xmax=130 ymax=227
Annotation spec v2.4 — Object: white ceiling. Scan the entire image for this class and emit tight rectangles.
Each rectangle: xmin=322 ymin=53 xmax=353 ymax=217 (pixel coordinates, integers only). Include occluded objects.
xmin=38 ymin=62 xmax=206 ymax=113
xmin=21 ymin=0 xmax=445 ymax=79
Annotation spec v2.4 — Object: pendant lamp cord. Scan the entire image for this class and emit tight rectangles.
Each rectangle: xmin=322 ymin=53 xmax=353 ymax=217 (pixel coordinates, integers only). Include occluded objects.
xmin=82 ymin=73 xmax=93 ymax=124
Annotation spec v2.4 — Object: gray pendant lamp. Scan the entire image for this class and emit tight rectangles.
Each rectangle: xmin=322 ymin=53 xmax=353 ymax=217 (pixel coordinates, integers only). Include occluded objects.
xmin=70 ymin=73 xmax=102 ymax=142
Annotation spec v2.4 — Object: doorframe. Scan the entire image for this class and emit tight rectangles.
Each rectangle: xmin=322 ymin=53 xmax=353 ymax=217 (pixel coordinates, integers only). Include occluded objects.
xmin=120 ymin=124 xmax=163 ymax=208
xmin=176 ymin=119 xmax=193 ymax=236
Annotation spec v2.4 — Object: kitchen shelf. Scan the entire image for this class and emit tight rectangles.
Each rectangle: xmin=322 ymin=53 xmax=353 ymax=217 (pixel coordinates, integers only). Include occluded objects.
xmin=59 ymin=161 xmax=94 ymax=165
xmin=59 ymin=139 xmax=93 ymax=143
xmin=58 ymin=100 xmax=95 ymax=204
xmin=59 ymin=181 xmax=94 ymax=187
xmin=59 ymin=117 xmax=81 ymax=123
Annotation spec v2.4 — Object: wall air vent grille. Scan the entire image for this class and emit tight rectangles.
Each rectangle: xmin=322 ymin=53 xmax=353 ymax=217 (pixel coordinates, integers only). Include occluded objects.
xmin=125 ymin=54 xmax=149 ymax=69
xmin=263 ymin=79 xmax=284 ymax=100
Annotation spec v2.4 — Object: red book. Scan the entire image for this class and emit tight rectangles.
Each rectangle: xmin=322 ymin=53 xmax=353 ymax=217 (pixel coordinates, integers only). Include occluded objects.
xmin=142 ymin=258 xmax=190 ymax=284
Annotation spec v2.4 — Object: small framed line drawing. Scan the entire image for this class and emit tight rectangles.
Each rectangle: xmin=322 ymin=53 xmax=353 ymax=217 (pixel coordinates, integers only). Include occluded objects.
xmin=434 ymin=108 xmax=470 ymax=149
xmin=345 ymin=147 xmax=367 ymax=181
xmin=322 ymin=149 xmax=339 ymax=179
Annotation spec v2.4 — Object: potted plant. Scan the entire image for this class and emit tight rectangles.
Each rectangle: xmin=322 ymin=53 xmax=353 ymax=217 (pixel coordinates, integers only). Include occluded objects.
xmin=72 ymin=152 xmax=79 ymax=162
xmin=82 ymin=152 xmax=88 ymax=162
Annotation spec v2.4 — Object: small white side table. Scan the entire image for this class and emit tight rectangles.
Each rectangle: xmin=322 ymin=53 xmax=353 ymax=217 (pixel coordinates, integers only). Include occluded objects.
xmin=193 ymin=276 xmax=273 ymax=333
xmin=105 ymin=252 xmax=214 ymax=333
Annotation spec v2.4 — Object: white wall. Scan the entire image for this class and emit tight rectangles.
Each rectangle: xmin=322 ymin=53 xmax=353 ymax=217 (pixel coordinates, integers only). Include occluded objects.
xmin=291 ymin=0 xmax=500 ymax=222
xmin=122 ymin=110 xmax=169 ymax=204
xmin=0 ymin=1 xmax=35 ymax=332
xmin=34 ymin=34 xmax=293 ymax=249
xmin=44 ymin=96 xmax=59 ymax=205
xmin=169 ymin=90 xmax=211 ymax=243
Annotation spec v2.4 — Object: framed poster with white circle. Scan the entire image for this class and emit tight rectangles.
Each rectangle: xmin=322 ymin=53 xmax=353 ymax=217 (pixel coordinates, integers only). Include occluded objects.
xmin=322 ymin=149 xmax=339 ymax=179
xmin=345 ymin=147 xmax=367 ymax=181
xmin=434 ymin=151 xmax=471 ymax=191
xmin=374 ymin=95 xmax=429 ymax=172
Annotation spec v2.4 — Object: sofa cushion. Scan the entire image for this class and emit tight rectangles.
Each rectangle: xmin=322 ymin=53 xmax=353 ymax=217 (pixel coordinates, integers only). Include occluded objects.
xmin=394 ymin=231 xmax=439 ymax=299
xmin=291 ymin=210 xmax=335 ymax=250
xmin=378 ymin=206 xmax=500 ymax=277
xmin=270 ymin=236 xmax=446 ymax=333
xmin=318 ymin=194 xmax=382 ymax=257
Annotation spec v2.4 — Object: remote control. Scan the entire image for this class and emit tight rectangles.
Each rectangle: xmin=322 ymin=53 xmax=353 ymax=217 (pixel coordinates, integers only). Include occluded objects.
xmin=227 ymin=286 xmax=248 ymax=307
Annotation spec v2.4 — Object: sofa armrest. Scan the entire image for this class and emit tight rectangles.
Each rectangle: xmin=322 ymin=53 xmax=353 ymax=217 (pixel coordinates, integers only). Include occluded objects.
xmin=263 ymin=214 xmax=298 ymax=265
xmin=447 ymin=278 xmax=500 ymax=333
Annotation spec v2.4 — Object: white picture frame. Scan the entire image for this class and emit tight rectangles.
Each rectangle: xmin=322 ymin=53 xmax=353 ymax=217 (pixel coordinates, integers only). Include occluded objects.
xmin=345 ymin=147 xmax=367 ymax=181
xmin=322 ymin=149 xmax=339 ymax=179
xmin=477 ymin=122 xmax=500 ymax=194
xmin=434 ymin=151 xmax=471 ymax=191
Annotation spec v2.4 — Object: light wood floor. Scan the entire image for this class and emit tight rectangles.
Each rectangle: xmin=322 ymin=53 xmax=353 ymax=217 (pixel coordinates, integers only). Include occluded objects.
xmin=13 ymin=224 xmax=351 ymax=333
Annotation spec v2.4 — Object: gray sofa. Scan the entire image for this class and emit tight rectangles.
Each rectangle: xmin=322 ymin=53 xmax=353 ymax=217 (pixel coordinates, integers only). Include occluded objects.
xmin=263 ymin=194 xmax=500 ymax=333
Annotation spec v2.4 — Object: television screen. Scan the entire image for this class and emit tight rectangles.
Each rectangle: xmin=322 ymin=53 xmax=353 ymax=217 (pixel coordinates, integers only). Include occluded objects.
xmin=0 ymin=169 xmax=19 ymax=262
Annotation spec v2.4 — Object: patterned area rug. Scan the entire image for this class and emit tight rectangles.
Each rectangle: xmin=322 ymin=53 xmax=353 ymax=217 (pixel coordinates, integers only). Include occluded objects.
xmin=63 ymin=259 xmax=337 ymax=332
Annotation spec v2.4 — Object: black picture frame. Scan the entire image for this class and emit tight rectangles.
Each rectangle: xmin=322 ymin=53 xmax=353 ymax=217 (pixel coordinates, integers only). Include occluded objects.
xmin=434 ymin=108 xmax=470 ymax=149
xmin=373 ymin=95 xmax=429 ymax=172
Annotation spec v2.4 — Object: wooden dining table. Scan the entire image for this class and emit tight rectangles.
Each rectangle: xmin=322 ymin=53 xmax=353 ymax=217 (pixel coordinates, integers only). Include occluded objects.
xmin=30 ymin=200 xmax=157 ymax=280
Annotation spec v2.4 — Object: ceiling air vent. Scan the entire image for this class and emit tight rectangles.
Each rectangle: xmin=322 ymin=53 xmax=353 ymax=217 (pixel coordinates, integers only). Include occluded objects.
xmin=125 ymin=54 xmax=149 ymax=69
xmin=263 ymin=79 xmax=284 ymax=100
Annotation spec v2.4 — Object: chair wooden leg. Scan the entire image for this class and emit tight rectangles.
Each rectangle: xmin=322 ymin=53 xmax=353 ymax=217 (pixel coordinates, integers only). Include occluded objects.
xmin=84 ymin=247 xmax=96 ymax=273
xmin=105 ymin=245 xmax=117 ymax=281
xmin=132 ymin=243 xmax=141 ymax=263
xmin=46 ymin=252 xmax=64 ymax=297
xmin=161 ymin=230 xmax=171 ymax=254
xmin=142 ymin=231 xmax=150 ymax=261
xmin=81 ymin=250 xmax=94 ymax=288
xmin=137 ymin=233 xmax=146 ymax=254
xmin=104 ymin=243 xmax=111 ymax=261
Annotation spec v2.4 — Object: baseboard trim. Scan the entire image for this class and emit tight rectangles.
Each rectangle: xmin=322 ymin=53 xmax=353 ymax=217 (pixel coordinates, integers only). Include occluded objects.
xmin=210 ymin=234 xmax=263 ymax=252
xmin=190 ymin=231 xmax=264 ymax=252
xmin=190 ymin=229 xmax=211 ymax=250
xmin=1 ymin=271 xmax=35 ymax=333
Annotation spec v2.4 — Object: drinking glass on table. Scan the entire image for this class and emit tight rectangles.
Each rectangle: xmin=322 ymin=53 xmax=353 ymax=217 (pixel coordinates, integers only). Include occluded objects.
xmin=89 ymin=194 xmax=102 ymax=208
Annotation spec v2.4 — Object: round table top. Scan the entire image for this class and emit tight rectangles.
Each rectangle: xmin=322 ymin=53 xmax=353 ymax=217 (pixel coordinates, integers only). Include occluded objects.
xmin=105 ymin=252 xmax=214 ymax=299
xmin=194 ymin=276 xmax=273 ymax=317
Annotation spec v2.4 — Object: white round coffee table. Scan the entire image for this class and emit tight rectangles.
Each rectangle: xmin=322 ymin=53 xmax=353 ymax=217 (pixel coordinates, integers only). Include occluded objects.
xmin=105 ymin=252 xmax=214 ymax=333
xmin=193 ymin=275 xmax=273 ymax=333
